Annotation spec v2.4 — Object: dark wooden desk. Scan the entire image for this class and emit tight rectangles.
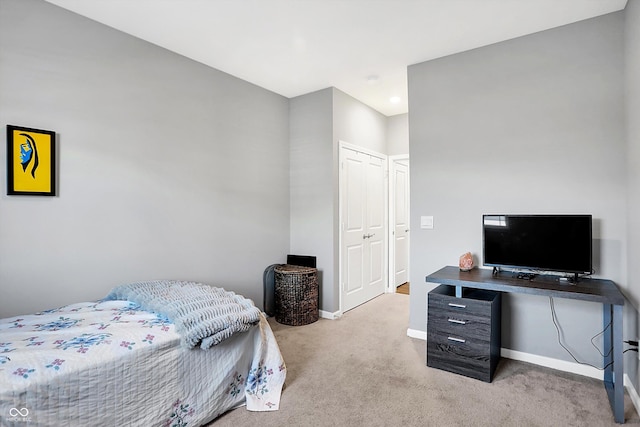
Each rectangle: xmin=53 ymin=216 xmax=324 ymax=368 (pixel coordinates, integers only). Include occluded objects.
xmin=426 ymin=266 xmax=626 ymax=424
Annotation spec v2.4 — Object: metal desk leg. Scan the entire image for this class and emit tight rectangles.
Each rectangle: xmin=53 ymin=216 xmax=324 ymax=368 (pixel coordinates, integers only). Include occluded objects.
xmin=604 ymin=303 xmax=624 ymax=423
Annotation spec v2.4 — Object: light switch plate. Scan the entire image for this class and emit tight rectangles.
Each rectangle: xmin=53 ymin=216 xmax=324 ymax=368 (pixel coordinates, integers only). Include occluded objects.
xmin=421 ymin=216 xmax=434 ymax=229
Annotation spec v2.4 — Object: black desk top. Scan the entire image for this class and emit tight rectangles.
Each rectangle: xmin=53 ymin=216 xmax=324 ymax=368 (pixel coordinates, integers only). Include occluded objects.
xmin=426 ymin=266 xmax=625 ymax=306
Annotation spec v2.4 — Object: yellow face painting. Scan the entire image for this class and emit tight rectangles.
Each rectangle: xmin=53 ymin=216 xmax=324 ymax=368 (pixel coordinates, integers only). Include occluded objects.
xmin=7 ymin=125 xmax=56 ymax=196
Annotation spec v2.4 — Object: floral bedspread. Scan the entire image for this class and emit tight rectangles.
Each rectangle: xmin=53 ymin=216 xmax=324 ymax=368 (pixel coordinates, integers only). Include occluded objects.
xmin=0 ymin=300 xmax=286 ymax=426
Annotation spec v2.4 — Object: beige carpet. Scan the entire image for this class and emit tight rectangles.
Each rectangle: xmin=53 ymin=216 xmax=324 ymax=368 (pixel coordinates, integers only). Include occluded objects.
xmin=210 ymin=293 xmax=639 ymax=426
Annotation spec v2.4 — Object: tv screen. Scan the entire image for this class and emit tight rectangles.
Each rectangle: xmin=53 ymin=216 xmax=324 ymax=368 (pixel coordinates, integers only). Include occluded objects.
xmin=482 ymin=214 xmax=592 ymax=275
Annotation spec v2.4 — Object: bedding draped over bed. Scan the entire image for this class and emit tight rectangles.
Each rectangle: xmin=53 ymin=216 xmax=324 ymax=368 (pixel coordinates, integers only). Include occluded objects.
xmin=105 ymin=280 xmax=263 ymax=349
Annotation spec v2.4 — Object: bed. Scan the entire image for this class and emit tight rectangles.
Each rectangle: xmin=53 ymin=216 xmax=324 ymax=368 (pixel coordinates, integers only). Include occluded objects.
xmin=0 ymin=280 xmax=286 ymax=426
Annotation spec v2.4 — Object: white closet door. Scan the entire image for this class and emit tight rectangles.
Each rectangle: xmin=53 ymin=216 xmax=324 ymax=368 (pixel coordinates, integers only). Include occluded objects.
xmin=340 ymin=145 xmax=387 ymax=312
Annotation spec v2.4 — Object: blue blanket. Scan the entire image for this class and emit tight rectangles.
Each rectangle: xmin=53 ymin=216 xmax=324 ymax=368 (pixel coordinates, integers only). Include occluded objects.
xmin=105 ymin=280 xmax=262 ymax=349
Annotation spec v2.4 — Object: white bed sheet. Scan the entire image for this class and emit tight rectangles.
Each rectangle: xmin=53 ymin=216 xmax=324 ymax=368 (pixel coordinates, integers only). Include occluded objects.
xmin=0 ymin=300 xmax=286 ymax=426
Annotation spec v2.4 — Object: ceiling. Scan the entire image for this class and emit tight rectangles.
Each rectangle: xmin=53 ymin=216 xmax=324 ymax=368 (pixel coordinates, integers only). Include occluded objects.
xmin=44 ymin=0 xmax=628 ymax=117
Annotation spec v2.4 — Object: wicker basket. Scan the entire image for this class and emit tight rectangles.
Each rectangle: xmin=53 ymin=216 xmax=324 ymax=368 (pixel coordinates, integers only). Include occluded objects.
xmin=274 ymin=264 xmax=319 ymax=326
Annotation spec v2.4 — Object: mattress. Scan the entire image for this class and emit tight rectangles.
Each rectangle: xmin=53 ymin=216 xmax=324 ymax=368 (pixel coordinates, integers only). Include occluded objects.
xmin=0 ymin=299 xmax=286 ymax=426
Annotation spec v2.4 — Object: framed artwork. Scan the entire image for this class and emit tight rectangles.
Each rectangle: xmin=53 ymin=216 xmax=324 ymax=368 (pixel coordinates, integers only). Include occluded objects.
xmin=7 ymin=125 xmax=56 ymax=196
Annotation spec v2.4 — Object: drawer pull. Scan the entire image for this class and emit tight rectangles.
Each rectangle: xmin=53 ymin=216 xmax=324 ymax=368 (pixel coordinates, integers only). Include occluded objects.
xmin=448 ymin=303 xmax=466 ymax=308
xmin=447 ymin=318 xmax=466 ymax=325
xmin=447 ymin=336 xmax=466 ymax=343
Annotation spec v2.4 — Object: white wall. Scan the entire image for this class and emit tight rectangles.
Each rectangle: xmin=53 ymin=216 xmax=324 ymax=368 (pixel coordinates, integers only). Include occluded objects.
xmin=0 ymin=0 xmax=290 ymax=317
xmin=408 ymin=12 xmax=627 ymax=366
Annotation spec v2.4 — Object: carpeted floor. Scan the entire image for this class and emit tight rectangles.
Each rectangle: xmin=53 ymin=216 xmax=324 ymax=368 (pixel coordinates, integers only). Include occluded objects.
xmin=210 ymin=293 xmax=639 ymax=426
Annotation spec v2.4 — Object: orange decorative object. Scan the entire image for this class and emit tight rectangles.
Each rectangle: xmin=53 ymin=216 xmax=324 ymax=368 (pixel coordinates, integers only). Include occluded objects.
xmin=459 ymin=252 xmax=474 ymax=271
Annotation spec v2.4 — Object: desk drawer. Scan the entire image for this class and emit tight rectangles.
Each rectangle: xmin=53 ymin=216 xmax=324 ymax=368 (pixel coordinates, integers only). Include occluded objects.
xmin=427 ymin=330 xmax=493 ymax=382
xmin=428 ymin=287 xmax=496 ymax=318
xmin=427 ymin=311 xmax=492 ymax=340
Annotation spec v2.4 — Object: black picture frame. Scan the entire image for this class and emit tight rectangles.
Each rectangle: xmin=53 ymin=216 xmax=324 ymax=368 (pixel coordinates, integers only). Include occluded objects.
xmin=7 ymin=125 xmax=56 ymax=196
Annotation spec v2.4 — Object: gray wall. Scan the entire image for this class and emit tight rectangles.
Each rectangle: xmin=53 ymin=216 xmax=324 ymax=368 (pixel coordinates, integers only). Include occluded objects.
xmin=0 ymin=0 xmax=290 ymax=317
xmin=627 ymin=0 xmax=640 ymax=312
xmin=333 ymin=89 xmax=387 ymax=154
xmin=387 ymin=114 xmax=410 ymax=156
xmin=289 ymin=88 xmax=335 ymax=311
xmin=626 ymin=0 xmax=640 ymax=389
xmin=408 ymin=12 xmax=628 ymax=366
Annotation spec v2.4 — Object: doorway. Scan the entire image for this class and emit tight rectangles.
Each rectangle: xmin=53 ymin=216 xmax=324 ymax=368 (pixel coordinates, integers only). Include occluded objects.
xmin=389 ymin=156 xmax=410 ymax=293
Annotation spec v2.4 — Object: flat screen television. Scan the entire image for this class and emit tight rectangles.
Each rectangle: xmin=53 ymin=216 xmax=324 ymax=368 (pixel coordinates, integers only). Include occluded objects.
xmin=482 ymin=214 xmax=592 ymax=276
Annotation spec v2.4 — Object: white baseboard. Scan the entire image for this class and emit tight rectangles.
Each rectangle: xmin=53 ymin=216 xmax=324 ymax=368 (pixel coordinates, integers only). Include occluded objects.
xmin=407 ymin=328 xmax=427 ymax=340
xmin=500 ymin=348 xmax=603 ymax=380
xmin=319 ymin=309 xmax=342 ymax=320
xmin=625 ymin=374 xmax=640 ymax=419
